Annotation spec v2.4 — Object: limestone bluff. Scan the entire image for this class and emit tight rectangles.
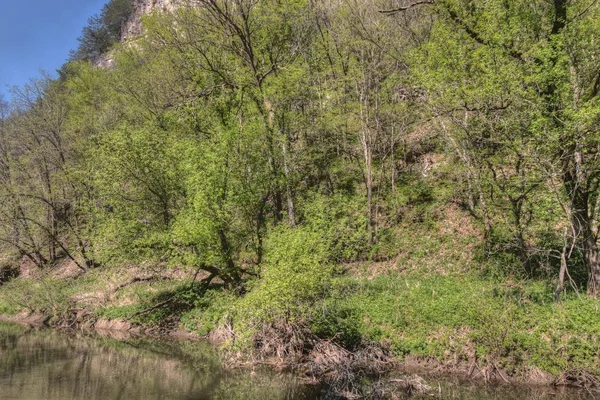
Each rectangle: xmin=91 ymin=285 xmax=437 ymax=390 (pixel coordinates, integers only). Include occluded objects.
xmin=94 ymin=0 xmax=179 ymax=68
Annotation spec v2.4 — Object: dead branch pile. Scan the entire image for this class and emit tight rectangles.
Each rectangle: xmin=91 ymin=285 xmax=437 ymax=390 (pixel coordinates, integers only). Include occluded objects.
xmin=243 ymin=319 xmax=429 ymax=398
xmin=389 ymin=375 xmax=432 ymax=396
xmin=252 ymin=319 xmax=312 ymax=362
xmin=556 ymin=368 xmax=600 ymax=391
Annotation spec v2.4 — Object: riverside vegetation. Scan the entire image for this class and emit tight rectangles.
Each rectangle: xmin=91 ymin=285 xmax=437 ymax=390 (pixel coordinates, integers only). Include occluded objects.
xmin=0 ymin=0 xmax=600 ymax=395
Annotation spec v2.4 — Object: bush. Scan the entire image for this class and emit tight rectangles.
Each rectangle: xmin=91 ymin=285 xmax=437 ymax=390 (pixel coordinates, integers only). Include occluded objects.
xmin=0 ymin=278 xmax=73 ymax=319
xmin=238 ymin=225 xmax=335 ymax=322
xmin=0 ymin=264 xmax=19 ymax=285
xmin=180 ymin=289 xmax=237 ymax=336
xmin=302 ymin=194 xmax=369 ymax=262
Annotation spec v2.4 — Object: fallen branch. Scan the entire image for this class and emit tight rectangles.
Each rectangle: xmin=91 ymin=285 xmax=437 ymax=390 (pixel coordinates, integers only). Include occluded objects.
xmin=129 ymin=296 xmax=176 ymax=318
xmin=493 ymin=362 xmax=510 ymax=384
xmin=128 ymin=272 xmax=217 ymax=319
xmin=380 ymin=0 xmax=435 ymax=15
xmin=112 ymin=276 xmax=169 ymax=294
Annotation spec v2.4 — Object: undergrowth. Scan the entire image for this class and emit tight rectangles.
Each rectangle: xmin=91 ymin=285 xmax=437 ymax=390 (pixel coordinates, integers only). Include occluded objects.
xmin=0 ymin=188 xmax=599 ymax=383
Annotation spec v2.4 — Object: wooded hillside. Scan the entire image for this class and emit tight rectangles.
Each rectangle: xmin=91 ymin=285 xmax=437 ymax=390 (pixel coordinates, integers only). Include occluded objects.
xmin=2 ymin=0 xmax=600 ymax=295
xmin=1 ymin=1 xmax=600 ymax=387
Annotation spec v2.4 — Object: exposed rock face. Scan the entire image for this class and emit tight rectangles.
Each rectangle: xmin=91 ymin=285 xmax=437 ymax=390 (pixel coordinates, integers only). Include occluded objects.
xmin=94 ymin=52 xmax=117 ymax=69
xmin=92 ymin=0 xmax=181 ymax=69
xmin=121 ymin=0 xmax=180 ymax=41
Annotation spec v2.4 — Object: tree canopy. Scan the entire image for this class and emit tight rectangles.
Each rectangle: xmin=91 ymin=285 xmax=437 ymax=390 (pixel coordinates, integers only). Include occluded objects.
xmin=2 ymin=0 xmax=600 ymax=299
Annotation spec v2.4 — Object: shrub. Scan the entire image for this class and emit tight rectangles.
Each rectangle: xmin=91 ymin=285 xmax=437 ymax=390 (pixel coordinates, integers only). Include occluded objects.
xmin=302 ymin=194 xmax=369 ymax=262
xmin=238 ymin=225 xmax=335 ymax=322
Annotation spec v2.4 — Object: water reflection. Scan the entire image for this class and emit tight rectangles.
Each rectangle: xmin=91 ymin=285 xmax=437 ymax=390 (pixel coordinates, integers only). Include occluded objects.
xmin=0 ymin=323 xmax=596 ymax=400
xmin=414 ymin=375 xmax=596 ymax=400
xmin=0 ymin=323 xmax=317 ymax=400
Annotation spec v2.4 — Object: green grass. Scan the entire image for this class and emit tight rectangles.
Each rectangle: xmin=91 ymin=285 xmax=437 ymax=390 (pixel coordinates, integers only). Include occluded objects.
xmin=315 ymin=272 xmax=600 ymax=377
xmin=95 ymin=304 xmax=141 ymax=320
xmin=1 ymin=262 xmax=599 ymax=380
xmin=0 ymin=206 xmax=598 ymax=382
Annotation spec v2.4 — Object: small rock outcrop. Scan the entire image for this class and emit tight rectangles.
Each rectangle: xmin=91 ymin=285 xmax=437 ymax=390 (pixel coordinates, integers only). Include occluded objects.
xmin=92 ymin=0 xmax=181 ymax=69
xmin=120 ymin=0 xmax=180 ymax=41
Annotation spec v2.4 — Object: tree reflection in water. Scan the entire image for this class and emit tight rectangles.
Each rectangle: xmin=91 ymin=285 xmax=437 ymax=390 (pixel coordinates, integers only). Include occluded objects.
xmin=0 ymin=323 xmax=596 ymax=400
xmin=0 ymin=323 xmax=317 ymax=400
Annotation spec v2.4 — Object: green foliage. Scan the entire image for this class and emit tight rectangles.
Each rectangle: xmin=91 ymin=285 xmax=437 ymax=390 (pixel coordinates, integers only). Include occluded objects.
xmin=70 ymin=0 xmax=133 ymax=61
xmin=238 ymin=226 xmax=334 ymax=321
xmin=0 ymin=278 xmax=74 ymax=320
xmin=96 ymin=304 xmax=140 ymax=320
xmin=89 ymin=122 xmax=184 ymax=264
xmin=3 ymin=0 xmax=600 ymax=383
xmin=325 ymin=272 xmax=600 ymax=375
xmin=310 ymin=295 xmax=363 ymax=350
xmin=180 ymin=289 xmax=237 ymax=336
xmin=301 ymin=194 xmax=369 ymax=262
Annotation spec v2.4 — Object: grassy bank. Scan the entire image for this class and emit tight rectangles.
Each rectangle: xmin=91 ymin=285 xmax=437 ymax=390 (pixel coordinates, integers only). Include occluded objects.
xmin=1 ymin=261 xmax=599 ymax=388
xmin=1 ymin=191 xmax=599 ymax=390
xmin=0 ymin=179 xmax=597 ymax=388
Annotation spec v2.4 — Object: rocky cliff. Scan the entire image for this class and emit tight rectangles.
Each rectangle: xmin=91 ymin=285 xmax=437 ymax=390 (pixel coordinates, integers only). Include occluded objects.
xmin=121 ymin=0 xmax=179 ymax=41
xmin=94 ymin=0 xmax=180 ymax=68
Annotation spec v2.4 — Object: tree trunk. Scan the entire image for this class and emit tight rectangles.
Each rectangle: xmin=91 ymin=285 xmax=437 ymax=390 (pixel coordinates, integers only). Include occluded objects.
xmin=358 ymin=85 xmax=375 ymax=245
xmin=281 ymin=139 xmax=296 ymax=226
xmin=568 ymin=181 xmax=600 ymax=296
xmin=262 ymin=95 xmax=296 ymax=226
xmin=584 ymin=233 xmax=600 ymax=296
xmin=364 ymin=139 xmax=374 ymax=245
xmin=554 ymin=229 xmax=569 ymax=301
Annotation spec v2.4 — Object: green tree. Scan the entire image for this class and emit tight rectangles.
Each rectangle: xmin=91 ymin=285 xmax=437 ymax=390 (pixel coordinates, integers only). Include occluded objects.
xmin=392 ymin=0 xmax=600 ymax=296
xmin=0 ymin=76 xmax=93 ymax=270
xmin=70 ymin=0 xmax=134 ymax=61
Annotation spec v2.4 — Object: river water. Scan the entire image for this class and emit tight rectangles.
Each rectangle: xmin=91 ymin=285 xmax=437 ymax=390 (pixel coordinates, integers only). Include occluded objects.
xmin=0 ymin=322 xmax=595 ymax=400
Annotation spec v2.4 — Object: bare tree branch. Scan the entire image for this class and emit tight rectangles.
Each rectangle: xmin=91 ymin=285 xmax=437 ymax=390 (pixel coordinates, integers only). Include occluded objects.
xmin=379 ymin=0 xmax=435 ymax=15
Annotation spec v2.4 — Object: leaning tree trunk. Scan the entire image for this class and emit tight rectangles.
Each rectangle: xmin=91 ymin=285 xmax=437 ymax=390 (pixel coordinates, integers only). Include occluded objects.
xmin=583 ymin=231 xmax=600 ymax=296
xmin=575 ymin=215 xmax=600 ymax=297
xmin=569 ymin=182 xmax=600 ymax=297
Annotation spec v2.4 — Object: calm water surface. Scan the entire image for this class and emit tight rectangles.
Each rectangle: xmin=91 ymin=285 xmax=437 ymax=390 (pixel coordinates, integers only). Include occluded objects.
xmin=0 ymin=322 xmax=595 ymax=400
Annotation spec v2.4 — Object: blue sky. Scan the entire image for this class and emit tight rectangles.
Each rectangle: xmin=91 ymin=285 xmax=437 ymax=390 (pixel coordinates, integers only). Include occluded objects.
xmin=0 ymin=0 xmax=107 ymax=99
